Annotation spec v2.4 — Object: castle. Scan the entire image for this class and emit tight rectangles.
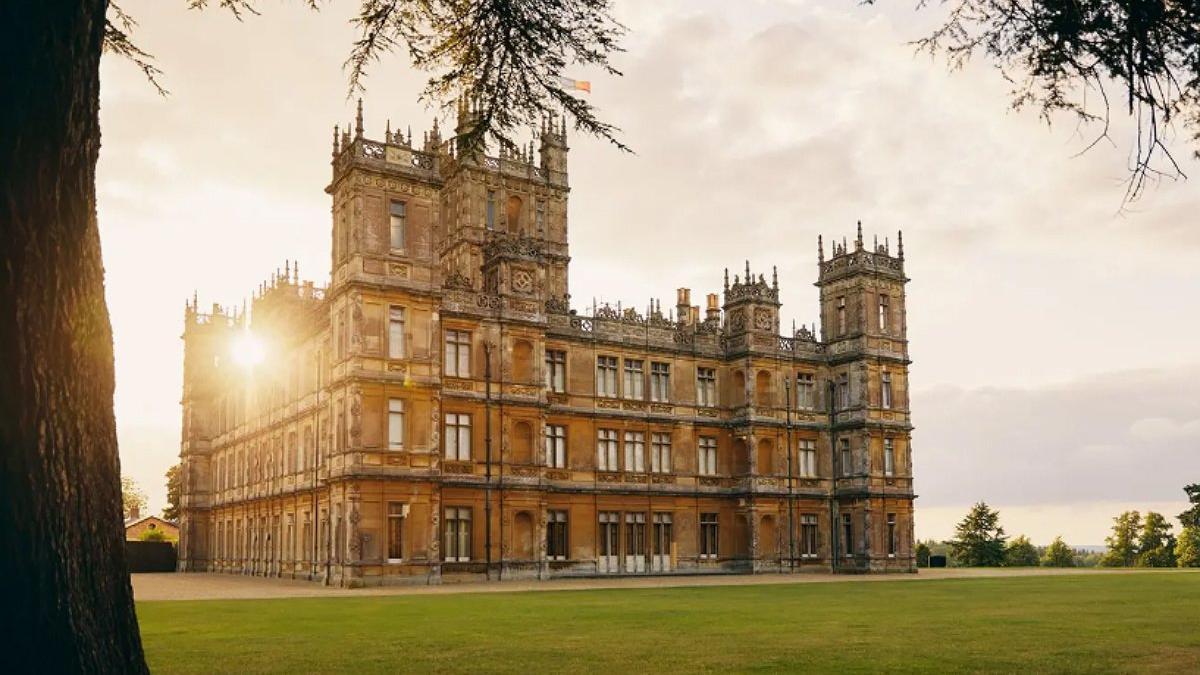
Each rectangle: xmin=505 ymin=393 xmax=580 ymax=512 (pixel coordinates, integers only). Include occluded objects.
xmin=177 ymin=100 xmax=915 ymax=585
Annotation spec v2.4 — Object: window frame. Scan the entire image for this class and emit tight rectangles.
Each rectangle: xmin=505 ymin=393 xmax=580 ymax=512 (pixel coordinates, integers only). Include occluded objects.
xmin=696 ymin=367 xmax=717 ymax=407
xmin=699 ymin=513 xmax=719 ymax=559
xmin=444 ymin=329 xmax=471 ymax=377
xmin=650 ymin=432 xmax=672 ymax=474
xmin=388 ymin=398 xmax=405 ymax=450
xmin=624 ymin=431 xmax=646 ymax=473
xmin=444 ymin=412 xmax=472 ymax=461
xmin=546 ymin=510 xmax=569 ymax=561
xmin=650 ymin=362 xmax=671 ymax=402
xmin=386 ymin=502 xmax=405 ymax=562
xmin=596 ymin=356 xmax=618 ymax=398
xmin=544 ymin=424 xmax=567 ymax=469
xmin=545 ymin=349 xmax=567 ymax=393
xmin=597 ymin=429 xmax=619 ymax=471
xmin=623 ymin=359 xmax=645 ymax=400
xmin=389 ymin=200 xmax=407 ymax=250
xmin=388 ymin=306 xmax=406 ymax=359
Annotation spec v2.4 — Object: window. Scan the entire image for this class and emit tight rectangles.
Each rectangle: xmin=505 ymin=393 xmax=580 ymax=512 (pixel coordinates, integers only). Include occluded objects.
xmin=547 ymin=510 xmax=568 ymax=560
xmin=652 ymin=513 xmax=673 ymax=565
xmin=700 ymin=513 xmax=719 ymax=559
xmin=795 ymin=373 xmax=815 ymax=410
xmin=544 ymin=425 xmax=566 ymax=468
xmin=388 ymin=307 xmax=405 ymax=359
xmin=486 ymin=190 xmax=496 ymax=230
xmin=841 ymin=513 xmax=854 ymax=557
xmin=387 ymin=502 xmax=405 ymax=561
xmin=878 ymin=294 xmax=890 ymax=332
xmin=535 ymin=199 xmax=547 ymax=234
xmin=798 ymin=439 xmax=816 ymax=477
xmin=597 ymin=429 xmax=619 ymax=471
xmin=800 ymin=515 xmax=818 ymax=558
xmin=388 ymin=398 xmax=405 ymax=450
xmin=650 ymin=432 xmax=671 ymax=473
xmin=698 ymin=437 xmax=718 ymax=476
xmin=650 ymin=362 xmax=671 ymax=402
xmin=545 ymin=350 xmax=566 ymax=392
xmin=887 ymin=513 xmax=898 ymax=557
xmin=444 ymin=413 xmax=471 ymax=461
xmin=837 ymin=296 xmax=847 ymax=335
xmin=624 ymin=431 xmax=645 ymax=472
xmin=881 ymin=372 xmax=893 ymax=409
xmin=596 ymin=356 xmax=618 ymax=397
xmin=389 ymin=200 xmax=406 ymax=249
xmin=444 ymin=330 xmax=470 ymax=377
xmin=837 ymin=373 xmax=850 ymax=409
xmin=623 ymin=359 xmax=644 ymax=400
xmin=884 ymin=438 xmax=895 ymax=477
xmin=696 ymin=367 xmax=716 ymax=407
xmin=839 ymin=438 xmax=852 ymax=476
xmin=444 ymin=507 xmax=471 ymax=562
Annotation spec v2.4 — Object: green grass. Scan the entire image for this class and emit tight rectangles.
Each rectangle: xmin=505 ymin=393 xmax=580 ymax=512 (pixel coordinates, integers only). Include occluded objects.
xmin=138 ymin=571 xmax=1200 ymax=674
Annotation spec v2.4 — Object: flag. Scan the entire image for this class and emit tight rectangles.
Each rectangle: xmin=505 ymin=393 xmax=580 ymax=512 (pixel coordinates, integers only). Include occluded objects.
xmin=557 ymin=76 xmax=591 ymax=93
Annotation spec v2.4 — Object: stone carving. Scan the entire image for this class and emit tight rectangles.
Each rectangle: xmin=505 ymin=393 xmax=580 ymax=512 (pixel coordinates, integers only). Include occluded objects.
xmin=511 ymin=268 xmax=534 ymax=294
xmin=753 ymin=308 xmax=773 ymax=330
xmin=545 ymin=294 xmax=571 ymax=314
xmin=444 ymin=270 xmax=473 ymax=290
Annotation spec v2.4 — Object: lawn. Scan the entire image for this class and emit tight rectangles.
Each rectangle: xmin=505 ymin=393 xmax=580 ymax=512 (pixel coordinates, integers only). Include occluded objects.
xmin=138 ymin=571 xmax=1200 ymax=673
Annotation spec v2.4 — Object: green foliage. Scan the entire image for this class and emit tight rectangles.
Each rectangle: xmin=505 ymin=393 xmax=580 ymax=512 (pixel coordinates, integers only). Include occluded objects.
xmin=163 ymin=464 xmax=182 ymax=522
xmin=1179 ymin=484 xmax=1200 ymax=529
xmin=1004 ymin=535 xmax=1039 ymax=567
xmin=915 ymin=541 xmax=931 ymax=567
xmin=1042 ymin=537 xmax=1075 ymax=567
xmin=1138 ymin=512 xmax=1177 ymax=568
xmin=950 ymin=502 xmax=1007 ymax=567
xmin=1176 ymin=526 xmax=1200 ymax=568
xmin=139 ymin=529 xmax=167 ymax=542
xmin=122 ymin=475 xmax=147 ymax=519
xmin=1101 ymin=511 xmax=1142 ymax=567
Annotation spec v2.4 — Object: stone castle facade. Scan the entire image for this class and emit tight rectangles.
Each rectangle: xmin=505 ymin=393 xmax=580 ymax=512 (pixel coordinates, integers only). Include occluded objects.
xmin=177 ymin=100 xmax=915 ymax=585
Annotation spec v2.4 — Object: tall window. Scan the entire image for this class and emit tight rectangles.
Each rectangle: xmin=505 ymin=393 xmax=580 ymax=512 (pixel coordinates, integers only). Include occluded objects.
xmin=546 ymin=510 xmax=568 ymax=560
xmin=839 ymin=438 xmax=852 ymax=476
xmin=650 ymin=362 xmax=671 ymax=402
xmin=837 ymin=373 xmax=850 ymax=409
xmin=878 ymin=294 xmax=890 ymax=332
xmin=841 ymin=513 xmax=854 ymax=557
xmin=444 ymin=413 xmax=471 ymax=461
xmin=388 ymin=398 xmax=405 ymax=450
xmin=444 ymin=330 xmax=471 ymax=377
xmin=624 ymin=431 xmax=645 ymax=472
xmin=386 ymin=502 xmax=405 ymax=561
xmin=698 ymin=437 xmax=718 ymax=476
xmin=388 ymin=307 xmax=405 ymax=359
xmin=700 ymin=513 xmax=719 ymax=559
xmin=486 ymin=190 xmax=496 ymax=230
xmin=650 ymin=432 xmax=671 ymax=473
xmin=652 ymin=513 xmax=673 ymax=564
xmin=597 ymin=429 xmax=618 ymax=471
xmin=444 ymin=507 xmax=471 ymax=561
xmin=535 ymin=199 xmax=547 ymax=234
xmin=795 ymin=373 xmax=815 ymax=410
xmin=837 ymin=296 xmax=847 ymax=335
xmin=389 ymin=200 xmax=406 ymax=249
xmin=798 ymin=439 xmax=816 ymax=477
xmin=696 ymin=367 xmax=717 ymax=407
xmin=596 ymin=356 xmax=618 ymax=397
xmin=881 ymin=372 xmax=893 ymax=409
xmin=623 ymin=359 xmax=644 ymax=400
xmin=545 ymin=350 xmax=566 ymax=392
xmin=544 ymin=425 xmax=566 ymax=468
xmin=884 ymin=438 xmax=895 ymax=477
xmin=887 ymin=513 xmax=898 ymax=557
xmin=800 ymin=515 xmax=818 ymax=557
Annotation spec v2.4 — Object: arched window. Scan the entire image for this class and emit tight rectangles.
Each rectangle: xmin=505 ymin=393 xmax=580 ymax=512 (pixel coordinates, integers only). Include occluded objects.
xmin=506 ymin=195 xmax=523 ymax=234
xmin=732 ymin=370 xmax=746 ymax=406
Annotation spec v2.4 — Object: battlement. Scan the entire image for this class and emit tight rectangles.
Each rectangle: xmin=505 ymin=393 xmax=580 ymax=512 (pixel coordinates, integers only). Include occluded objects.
xmin=723 ymin=261 xmax=780 ymax=306
xmin=330 ymin=98 xmax=569 ymax=189
xmin=817 ymin=221 xmax=906 ymax=284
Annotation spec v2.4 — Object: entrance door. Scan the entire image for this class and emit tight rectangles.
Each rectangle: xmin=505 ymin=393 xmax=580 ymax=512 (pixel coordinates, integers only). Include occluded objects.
xmin=652 ymin=512 xmax=673 ymax=572
xmin=598 ymin=512 xmax=620 ymax=573
xmin=624 ymin=512 xmax=646 ymax=573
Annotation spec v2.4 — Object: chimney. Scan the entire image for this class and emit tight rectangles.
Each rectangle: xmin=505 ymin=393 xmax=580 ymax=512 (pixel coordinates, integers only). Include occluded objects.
xmin=128 ymin=504 xmax=140 ymax=521
xmin=691 ymin=305 xmax=701 ymax=324
xmin=676 ymin=288 xmax=691 ymax=323
xmin=706 ymin=293 xmax=720 ymax=321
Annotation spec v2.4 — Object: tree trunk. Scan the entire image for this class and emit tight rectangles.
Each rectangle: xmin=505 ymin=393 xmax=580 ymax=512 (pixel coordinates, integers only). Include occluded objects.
xmin=0 ymin=1 xmax=148 ymax=671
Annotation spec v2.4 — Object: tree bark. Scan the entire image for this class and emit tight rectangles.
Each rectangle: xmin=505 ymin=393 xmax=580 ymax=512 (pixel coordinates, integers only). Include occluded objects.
xmin=0 ymin=1 xmax=148 ymax=671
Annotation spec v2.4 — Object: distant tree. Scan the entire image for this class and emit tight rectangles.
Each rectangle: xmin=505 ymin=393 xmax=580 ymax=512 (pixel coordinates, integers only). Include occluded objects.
xmin=138 ymin=529 xmax=167 ymax=542
xmin=916 ymin=541 xmax=931 ymax=567
xmin=1042 ymin=537 xmax=1075 ymax=568
xmin=1101 ymin=511 xmax=1142 ymax=567
xmin=1137 ymin=512 xmax=1177 ymax=568
xmin=909 ymin=0 xmax=1200 ymax=201
xmin=1179 ymin=484 xmax=1200 ymax=529
xmin=121 ymin=476 xmax=147 ymax=520
xmin=162 ymin=464 xmax=182 ymax=522
xmin=1073 ymin=549 xmax=1103 ymax=568
xmin=950 ymin=502 xmax=1007 ymax=567
xmin=1004 ymin=535 xmax=1039 ymax=567
xmin=1177 ymin=527 xmax=1200 ymax=568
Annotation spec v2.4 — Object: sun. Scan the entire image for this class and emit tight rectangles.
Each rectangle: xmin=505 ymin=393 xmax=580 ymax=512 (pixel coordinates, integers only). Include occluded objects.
xmin=231 ymin=333 xmax=266 ymax=368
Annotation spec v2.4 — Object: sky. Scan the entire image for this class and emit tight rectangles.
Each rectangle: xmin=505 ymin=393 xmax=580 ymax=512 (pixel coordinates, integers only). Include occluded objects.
xmin=97 ymin=0 xmax=1200 ymax=545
